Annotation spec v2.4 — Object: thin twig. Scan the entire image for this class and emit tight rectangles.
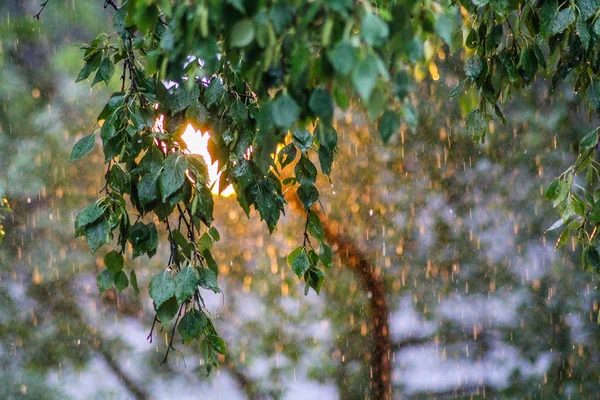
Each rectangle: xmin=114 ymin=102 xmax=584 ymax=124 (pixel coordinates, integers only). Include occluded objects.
xmin=33 ymin=0 xmax=51 ymax=20
xmin=161 ymin=303 xmax=185 ymax=364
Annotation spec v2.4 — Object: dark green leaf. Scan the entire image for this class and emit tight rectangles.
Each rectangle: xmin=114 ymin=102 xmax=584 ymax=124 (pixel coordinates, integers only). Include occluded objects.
xmin=178 ymin=309 xmax=208 ymax=344
xmin=378 ymin=111 xmax=400 ymax=144
xmin=434 ymin=14 xmax=453 ymax=46
xmin=328 ymin=41 xmax=357 ymax=76
xmin=209 ymin=226 xmax=220 ymax=242
xmin=294 ymin=156 xmax=317 ymax=186
xmin=230 ymin=99 xmax=248 ymax=125
xmin=580 ymin=129 xmax=599 ymax=154
xmin=198 ymin=268 xmax=219 ymax=293
xmin=278 ymin=143 xmax=297 ymax=169
xmin=320 ymin=243 xmax=333 ymax=268
xmin=318 ymin=145 xmax=334 ymax=176
xmin=586 ymin=245 xmax=600 ymax=272
xmin=166 ymin=82 xmax=200 ymax=115
xmin=70 ymin=133 xmax=96 ymax=161
xmin=208 ymin=335 xmax=227 ymax=355
xmin=93 ymin=56 xmax=115 ymax=86
xmin=293 ymin=128 xmax=313 ymax=153
xmin=271 ymin=94 xmax=300 ymax=130
xmin=307 ymin=211 xmax=324 ymax=241
xmin=205 ymin=79 xmax=225 ymax=108
xmin=156 ymin=297 xmax=178 ymax=326
xmin=306 ymin=268 xmax=325 ymax=294
xmin=76 ymin=51 xmax=102 ymax=82
xmin=309 ymin=88 xmax=334 ymax=124
xmin=130 ymin=270 xmax=139 ymax=294
xmin=352 ymin=54 xmax=378 ymax=102
xmin=85 ymin=218 xmax=111 ymax=253
xmin=159 ymin=152 xmax=188 ymax=202
xmin=361 ymin=13 xmax=389 ymax=46
xmin=230 ymin=19 xmax=255 ymax=47
xmin=464 ymin=55 xmax=483 ymax=78
xmin=138 ymin=173 xmax=160 ymax=207
xmin=75 ymin=202 xmax=105 ymax=236
xmin=149 ymin=271 xmax=176 ymax=309
xmin=114 ymin=270 xmax=129 ymax=292
xmin=175 ymin=266 xmax=200 ymax=304
xmin=97 ymin=269 xmax=115 ymax=294
xmin=292 ymin=249 xmax=311 ymax=277
xmin=104 ymin=250 xmax=123 ymax=273
xmin=297 ymin=184 xmax=319 ymax=209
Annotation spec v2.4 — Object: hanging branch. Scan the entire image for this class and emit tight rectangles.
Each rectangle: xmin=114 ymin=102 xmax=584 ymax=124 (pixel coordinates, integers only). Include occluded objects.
xmin=33 ymin=0 xmax=51 ymax=20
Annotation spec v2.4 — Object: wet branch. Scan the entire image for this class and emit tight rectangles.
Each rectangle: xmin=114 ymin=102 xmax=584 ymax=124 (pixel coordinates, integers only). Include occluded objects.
xmin=33 ymin=0 xmax=51 ymax=19
xmin=288 ymin=195 xmax=393 ymax=400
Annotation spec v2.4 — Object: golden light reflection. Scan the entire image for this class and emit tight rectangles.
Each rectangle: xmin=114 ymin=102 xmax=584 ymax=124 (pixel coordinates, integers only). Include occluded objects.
xmin=181 ymin=124 xmax=236 ymax=197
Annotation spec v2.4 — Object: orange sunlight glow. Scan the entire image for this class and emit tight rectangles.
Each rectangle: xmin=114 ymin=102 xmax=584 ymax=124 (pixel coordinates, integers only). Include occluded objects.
xmin=181 ymin=124 xmax=236 ymax=197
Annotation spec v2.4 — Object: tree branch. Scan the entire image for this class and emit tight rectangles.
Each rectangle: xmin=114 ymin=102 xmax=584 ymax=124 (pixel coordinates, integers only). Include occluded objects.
xmin=288 ymin=194 xmax=393 ymax=400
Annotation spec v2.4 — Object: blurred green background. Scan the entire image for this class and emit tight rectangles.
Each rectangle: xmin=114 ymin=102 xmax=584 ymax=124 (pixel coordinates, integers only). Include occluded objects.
xmin=1 ymin=1 xmax=600 ymax=399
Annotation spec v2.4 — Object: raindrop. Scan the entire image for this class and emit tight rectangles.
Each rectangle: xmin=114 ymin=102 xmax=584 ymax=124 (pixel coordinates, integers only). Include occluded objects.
xmin=368 ymin=209 xmax=373 ymax=216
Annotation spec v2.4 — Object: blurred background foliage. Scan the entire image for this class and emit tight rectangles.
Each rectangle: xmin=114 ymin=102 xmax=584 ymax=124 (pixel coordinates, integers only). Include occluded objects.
xmin=1 ymin=1 xmax=600 ymax=399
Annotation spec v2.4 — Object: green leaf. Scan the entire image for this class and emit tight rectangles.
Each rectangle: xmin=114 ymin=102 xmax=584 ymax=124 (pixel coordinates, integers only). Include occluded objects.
xmin=288 ymin=246 xmax=303 ymax=266
xmin=130 ymin=270 xmax=140 ymax=294
xmin=393 ymin=71 xmax=412 ymax=100
xmin=85 ymin=218 xmax=111 ymax=253
xmin=361 ymin=13 xmax=389 ymax=46
xmin=70 ymin=133 xmax=96 ymax=161
xmin=293 ymin=128 xmax=313 ymax=153
xmin=519 ymin=46 xmax=538 ymax=83
xmin=309 ymin=88 xmax=334 ymax=124
xmin=97 ymin=269 xmax=115 ymax=294
xmin=271 ymin=94 xmax=300 ymax=130
xmin=138 ymin=173 xmax=160 ymax=207
xmin=292 ymin=249 xmax=311 ymax=277
xmin=544 ymin=179 xmax=561 ymax=201
xmin=466 ymin=110 xmax=488 ymax=142
xmin=306 ymin=268 xmax=325 ymax=294
xmin=205 ymin=79 xmax=225 ymax=108
xmin=166 ymin=82 xmax=200 ymax=115
xmin=109 ymin=165 xmax=131 ymax=193
xmin=580 ymin=129 xmax=598 ymax=154
xmin=434 ymin=14 xmax=454 ymax=46
xmin=77 ymin=51 xmax=102 ymax=82
xmin=202 ymin=249 xmax=219 ymax=275
xmin=157 ymin=297 xmax=178 ymax=326
xmin=129 ymin=222 xmax=159 ymax=258
xmin=209 ymin=226 xmax=220 ymax=242
xmin=320 ymin=243 xmax=333 ymax=268
xmin=464 ymin=55 xmax=483 ymax=78
xmin=328 ymin=41 xmax=357 ymax=76
xmin=104 ymin=250 xmax=124 ymax=273
xmin=318 ymin=145 xmax=334 ymax=176
xmin=577 ymin=17 xmax=591 ymax=50
xmin=586 ymin=245 xmax=600 ymax=272
xmin=378 ymin=111 xmax=400 ymax=144
xmin=294 ymin=156 xmax=317 ymax=186
xmin=159 ymin=152 xmax=188 ymax=202
xmin=230 ymin=99 xmax=248 ymax=125
xmin=93 ymin=56 xmax=115 ymax=86
xmin=114 ymin=270 xmax=129 ymax=292
xmin=174 ymin=266 xmax=200 ymax=304
xmin=149 ymin=271 xmax=176 ymax=309
xmin=554 ymin=227 xmax=569 ymax=251
xmin=193 ymin=185 xmax=214 ymax=227
xmin=208 ymin=334 xmax=227 ymax=355
xmin=297 ymin=184 xmax=319 ymax=209
xmin=546 ymin=218 xmax=564 ymax=231
xmin=352 ymin=54 xmax=378 ymax=102
xmin=75 ymin=202 xmax=105 ymax=237
xmin=547 ymin=8 xmax=575 ymax=37
xmin=230 ymin=19 xmax=255 ymax=47
xmin=278 ymin=143 xmax=297 ymax=169
xmin=198 ymin=268 xmax=219 ymax=293
xmin=178 ymin=309 xmax=208 ymax=344
xmin=186 ymin=101 xmax=211 ymax=130
xmin=307 ymin=211 xmax=325 ymax=241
